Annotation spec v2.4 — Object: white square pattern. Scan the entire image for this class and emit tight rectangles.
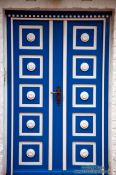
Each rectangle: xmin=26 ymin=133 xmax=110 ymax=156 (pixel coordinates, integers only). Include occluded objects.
xmin=19 ymin=142 xmax=43 ymax=165
xmin=73 ymin=26 xmax=97 ymax=50
xmin=19 ymin=84 xmax=43 ymax=107
xmin=72 ymin=113 xmax=96 ymax=136
xmin=19 ymin=25 xmax=43 ymax=49
xmin=73 ymin=55 xmax=96 ymax=79
xmin=19 ymin=55 xmax=43 ymax=79
xmin=72 ymin=84 xmax=96 ymax=107
xmin=72 ymin=142 xmax=96 ymax=165
xmin=19 ymin=113 xmax=43 ymax=136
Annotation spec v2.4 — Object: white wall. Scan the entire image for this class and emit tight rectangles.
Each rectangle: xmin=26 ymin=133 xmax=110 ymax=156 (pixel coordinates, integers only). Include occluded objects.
xmin=0 ymin=0 xmax=116 ymax=174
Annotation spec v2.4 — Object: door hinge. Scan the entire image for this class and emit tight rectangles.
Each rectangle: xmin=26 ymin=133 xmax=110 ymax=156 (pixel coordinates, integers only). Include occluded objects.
xmin=102 ymin=166 xmax=105 ymax=173
xmin=4 ymin=68 xmax=6 ymax=83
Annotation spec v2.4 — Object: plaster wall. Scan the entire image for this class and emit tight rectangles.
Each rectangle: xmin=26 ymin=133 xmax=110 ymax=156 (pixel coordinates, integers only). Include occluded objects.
xmin=0 ymin=0 xmax=116 ymax=174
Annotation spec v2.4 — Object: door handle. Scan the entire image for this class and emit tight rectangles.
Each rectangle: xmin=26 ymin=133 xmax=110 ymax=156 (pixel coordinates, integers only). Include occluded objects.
xmin=51 ymin=86 xmax=61 ymax=105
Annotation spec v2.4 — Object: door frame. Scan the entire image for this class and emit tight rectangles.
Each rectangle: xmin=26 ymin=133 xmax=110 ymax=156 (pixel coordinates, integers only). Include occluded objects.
xmin=4 ymin=10 xmax=112 ymax=174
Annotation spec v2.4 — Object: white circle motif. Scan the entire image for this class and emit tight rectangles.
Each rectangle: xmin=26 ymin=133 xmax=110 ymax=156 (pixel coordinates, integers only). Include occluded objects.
xmin=26 ymin=120 xmax=36 ymax=129
xmin=27 ymin=91 xmax=35 ymax=100
xmin=80 ymin=120 xmax=89 ymax=129
xmin=26 ymin=149 xmax=35 ymax=158
xmin=80 ymin=91 xmax=89 ymax=100
xmin=80 ymin=149 xmax=89 ymax=158
xmin=27 ymin=62 xmax=36 ymax=71
xmin=27 ymin=33 xmax=35 ymax=42
xmin=80 ymin=62 xmax=89 ymax=72
xmin=81 ymin=33 xmax=89 ymax=42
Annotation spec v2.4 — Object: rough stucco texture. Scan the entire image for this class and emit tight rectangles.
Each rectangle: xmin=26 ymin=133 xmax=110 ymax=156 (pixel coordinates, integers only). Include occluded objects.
xmin=0 ymin=0 xmax=116 ymax=174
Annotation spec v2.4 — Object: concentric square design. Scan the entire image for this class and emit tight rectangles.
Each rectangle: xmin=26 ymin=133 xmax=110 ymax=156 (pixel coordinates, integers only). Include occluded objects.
xmin=19 ymin=55 xmax=43 ymax=79
xmin=19 ymin=84 xmax=43 ymax=107
xmin=19 ymin=113 xmax=43 ymax=136
xmin=19 ymin=25 xmax=43 ymax=49
xmin=72 ymin=84 xmax=96 ymax=107
xmin=73 ymin=26 xmax=97 ymax=50
xmin=19 ymin=142 xmax=43 ymax=165
xmin=72 ymin=142 xmax=96 ymax=165
xmin=72 ymin=113 xmax=96 ymax=136
xmin=73 ymin=56 xmax=96 ymax=79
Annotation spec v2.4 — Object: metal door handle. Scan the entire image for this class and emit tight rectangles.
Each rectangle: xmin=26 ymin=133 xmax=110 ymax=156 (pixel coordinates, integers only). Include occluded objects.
xmin=51 ymin=86 xmax=61 ymax=105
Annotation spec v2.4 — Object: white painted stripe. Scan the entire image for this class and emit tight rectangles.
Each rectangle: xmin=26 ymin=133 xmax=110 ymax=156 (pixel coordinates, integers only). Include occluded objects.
xmin=4 ymin=14 xmax=8 ymax=175
xmin=102 ymin=19 xmax=106 ymax=175
xmin=11 ymin=17 xmax=107 ymax=21
xmin=48 ymin=21 xmax=53 ymax=170
xmin=63 ymin=21 xmax=67 ymax=170
xmin=11 ymin=18 xmax=14 ymax=175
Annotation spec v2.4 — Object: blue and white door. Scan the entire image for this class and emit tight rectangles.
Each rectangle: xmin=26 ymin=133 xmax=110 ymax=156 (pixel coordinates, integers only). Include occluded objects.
xmin=6 ymin=11 xmax=110 ymax=175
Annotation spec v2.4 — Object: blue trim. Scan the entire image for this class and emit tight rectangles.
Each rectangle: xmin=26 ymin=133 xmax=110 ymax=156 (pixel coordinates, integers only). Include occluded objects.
xmin=52 ymin=21 xmax=63 ymax=170
xmin=104 ymin=17 xmax=110 ymax=173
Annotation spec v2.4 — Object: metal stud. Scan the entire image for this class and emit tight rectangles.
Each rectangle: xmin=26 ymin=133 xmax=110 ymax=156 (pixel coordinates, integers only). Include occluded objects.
xmin=27 ymin=62 xmax=36 ymax=71
xmin=26 ymin=120 xmax=36 ymax=129
xmin=80 ymin=62 xmax=89 ymax=72
xmin=81 ymin=33 xmax=89 ymax=42
xmin=80 ymin=120 xmax=89 ymax=129
xmin=80 ymin=91 xmax=89 ymax=100
xmin=80 ymin=149 xmax=89 ymax=158
xmin=26 ymin=149 xmax=35 ymax=158
xmin=12 ymin=14 xmax=15 ymax=17
xmin=27 ymin=33 xmax=36 ymax=42
xmin=27 ymin=91 xmax=35 ymax=100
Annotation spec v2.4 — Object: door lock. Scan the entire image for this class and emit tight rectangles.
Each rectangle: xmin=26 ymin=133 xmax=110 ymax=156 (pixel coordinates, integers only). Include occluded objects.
xmin=51 ymin=86 xmax=61 ymax=105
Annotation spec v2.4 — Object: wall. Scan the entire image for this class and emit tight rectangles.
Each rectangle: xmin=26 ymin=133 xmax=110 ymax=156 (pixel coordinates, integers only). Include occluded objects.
xmin=0 ymin=0 xmax=116 ymax=174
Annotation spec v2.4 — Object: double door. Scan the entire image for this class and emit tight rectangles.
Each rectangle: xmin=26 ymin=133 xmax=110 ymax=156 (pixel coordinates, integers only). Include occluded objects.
xmin=6 ymin=11 xmax=110 ymax=175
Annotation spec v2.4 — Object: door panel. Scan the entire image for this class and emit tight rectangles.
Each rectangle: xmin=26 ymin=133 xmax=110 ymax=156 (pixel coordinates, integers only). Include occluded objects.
xmin=66 ymin=21 xmax=103 ymax=169
xmin=6 ymin=11 xmax=110 ymax=175
xmin=7 ymin=19 xmax=50 ymax=173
